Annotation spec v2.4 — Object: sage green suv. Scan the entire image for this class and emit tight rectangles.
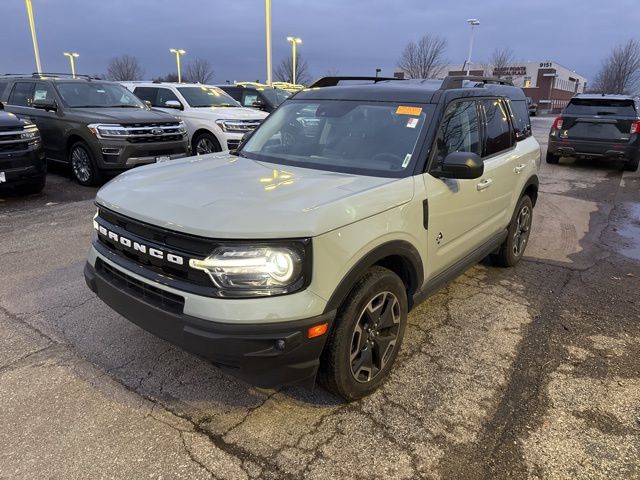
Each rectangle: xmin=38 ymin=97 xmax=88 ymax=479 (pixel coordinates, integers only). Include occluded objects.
xmin=85 ymin=76 xmax=540 ymax=401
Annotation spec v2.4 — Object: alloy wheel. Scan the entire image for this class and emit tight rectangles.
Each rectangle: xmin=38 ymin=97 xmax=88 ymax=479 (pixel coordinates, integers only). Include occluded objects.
xmin=196 ymin=138 xmax=217 ymax=155
xmin=350 ymin=291 xmax=401 ymax=383
xmin=512 ymin=205 xmax=531 ymax=257
xmin=71 ymin=146 xmax=92 ymax=184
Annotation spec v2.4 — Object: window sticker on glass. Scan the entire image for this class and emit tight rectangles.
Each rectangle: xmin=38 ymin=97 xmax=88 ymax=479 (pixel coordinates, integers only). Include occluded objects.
xmin=396 ymin=106 xmax=422 ymax=116
xmin=402 ymin=154 xmax=412 ymax=168
xmin=406 ymin=118 xmax=419 ymax=128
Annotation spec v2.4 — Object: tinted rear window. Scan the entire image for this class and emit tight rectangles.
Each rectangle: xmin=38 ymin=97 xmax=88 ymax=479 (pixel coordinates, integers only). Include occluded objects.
xmin=565 ymin=99 xmax=636 ymax=116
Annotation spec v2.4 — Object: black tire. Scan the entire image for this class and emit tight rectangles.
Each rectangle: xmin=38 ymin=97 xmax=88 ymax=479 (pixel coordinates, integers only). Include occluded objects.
xmin=20 ymin=176 xmax=46 ymax=195
xmin=319 ymin=266 xmax=408 ymax=401
xmin=69 ymin=141 xmax=101 ymax=186
xmin=492 ymin=195 xmax=534 ymax=268
xmin=546 ymin=151 xmax=559 ymax=164
xmin=624 ymin=158 xmax=639 ymax=172
xmin=192 ymin=132 xmax=222 ymax=155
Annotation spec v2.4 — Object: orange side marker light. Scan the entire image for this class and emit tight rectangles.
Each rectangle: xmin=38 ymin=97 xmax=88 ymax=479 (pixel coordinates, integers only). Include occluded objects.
xmin=307 ymin=322 xmax=329 ymax=339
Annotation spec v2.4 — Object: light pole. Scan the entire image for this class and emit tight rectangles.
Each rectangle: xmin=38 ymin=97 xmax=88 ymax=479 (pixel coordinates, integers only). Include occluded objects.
xmin=24 ymin=0 xmax=42 ymax=73
xmin=466 ymin=18 xmax=480 ymax=76
xmin=169 ymin=48 xmax=186 ymax=83
xmin=375 ymin=68 xmax=382 ymax=78
xmin=287 ymin=37 xmax=302 ymax=84
xmin=265 ymin=0 xmax=272 ymax=86
xmin=64 ymin=52 xmax=79 ymax=78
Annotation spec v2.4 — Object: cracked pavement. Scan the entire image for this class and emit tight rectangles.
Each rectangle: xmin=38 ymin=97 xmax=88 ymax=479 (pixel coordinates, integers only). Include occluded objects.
xmin=1 ymin=117 xmax=639 ymax=479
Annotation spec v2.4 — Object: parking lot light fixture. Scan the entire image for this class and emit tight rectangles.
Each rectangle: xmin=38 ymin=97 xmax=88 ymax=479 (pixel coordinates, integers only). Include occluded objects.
xmin=24 ymin=0 xmax=42 ymax=74
xmin=287 ymin=37 xmax=302 ymax=85
xmin=170 ymin=48 xmax=187 ymax=83
xmin=466 ymin=18 xmax=480 ymax=76
xmin=63 ymin=52 xmax=79 ymax=78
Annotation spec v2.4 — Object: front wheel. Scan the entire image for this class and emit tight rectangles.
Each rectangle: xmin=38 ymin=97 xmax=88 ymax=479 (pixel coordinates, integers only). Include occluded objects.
xmin=492 ymin=195 xmax=533 ymax=267
xmin=319 ymin=266 xmax=408 ymax=401
xmin=192 ymin=132 xmax=222 ymax=156
xmin=69 ymin=141 xmax=101 ymax=186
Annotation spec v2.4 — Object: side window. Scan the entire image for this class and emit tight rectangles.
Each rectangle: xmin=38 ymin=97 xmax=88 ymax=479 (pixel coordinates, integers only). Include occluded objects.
xmin=481 ymin=99 xmax=514 ymax=156
xmin=8 ymin=82 xmax=35 ymax=107
xmin=508 ymin=99 xmax=531 ymax=141
xmin=33 ymin=82 xmax=55 ymax=102
xmin=0 ymin=81 xmax=8 ymax=100
xmin=156 ymin=88 xmax=179 ymax=107
xmin=132 ymin=87 xmax=158 ymax=105
xmin=432 ymin=100 xmax=481 ymax=166
xmin=242 ymin=91 xmax=259 ymax=107
xmin=224 ymin=87 xmax=242 ymax=101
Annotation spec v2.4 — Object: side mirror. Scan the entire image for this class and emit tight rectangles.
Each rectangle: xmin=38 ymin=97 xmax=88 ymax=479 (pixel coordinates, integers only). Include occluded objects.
xmin=252 ymin=100 xmax=268 ymax=110
xmin=33 ymin=98 xmax=57 ymax=112
xmin=143 ymin=100 xmax=152 ymax=108
xmin=437 ymin=152 xmax=484 ymax=179
xmin=164 ymin=100 xmax=183 ymax=110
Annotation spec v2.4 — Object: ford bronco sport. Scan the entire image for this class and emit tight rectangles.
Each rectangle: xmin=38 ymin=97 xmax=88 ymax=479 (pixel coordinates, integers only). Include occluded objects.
xmin=0 ymin=74 xmax=188 ymax=186
xmin=85 ymin=76 xmax=540 ymax=401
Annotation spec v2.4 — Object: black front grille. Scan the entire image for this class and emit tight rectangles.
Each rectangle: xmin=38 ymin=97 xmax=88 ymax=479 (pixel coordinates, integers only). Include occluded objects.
xmin=127 ymin=134 xmax=184 ymax=144
xmin=0 ymin=141 xmax=28 ymax=153
xmin=227 ymin=139 xmax=241 ymax=150
xmin=96 ymin=258 xmax=185 ymax=314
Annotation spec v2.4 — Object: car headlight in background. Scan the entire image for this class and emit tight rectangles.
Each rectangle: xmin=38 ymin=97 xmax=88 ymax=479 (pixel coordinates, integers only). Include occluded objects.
xmin=88 ymin=123 xmax=128 ymax=138
xmin=215 ymin=119 xmax=252 ymax=133
xmin=189 ymin=243 xmax=309 ymax=297
xmin=20 ymin=127 xmax=39 ymax=139
xmin=177 ymin=121 xmax=187 ymax=134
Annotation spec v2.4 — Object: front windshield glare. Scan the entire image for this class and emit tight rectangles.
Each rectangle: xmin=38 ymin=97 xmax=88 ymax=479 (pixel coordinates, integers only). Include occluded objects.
xmin=260 ymin=88 xmax=291 ymax=106
xmin=241 ymin=101 xmax=427 ymax=175
xmin=178 ymin=86 xmax=239 ymax=107
xmin=56 ymin=82 xmax=144 ymax=108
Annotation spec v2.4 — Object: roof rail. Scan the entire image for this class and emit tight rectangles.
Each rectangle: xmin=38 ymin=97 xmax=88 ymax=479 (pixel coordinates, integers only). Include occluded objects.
xmin=0 ymin=73 xmax=36 ymax=77
xmin=309 ymin=76 xmax=404 ymax=88
xmin=31 ymin=72 xmax=94 ymax=80
xmin=440 ymin=75 xmax=513 ymax=90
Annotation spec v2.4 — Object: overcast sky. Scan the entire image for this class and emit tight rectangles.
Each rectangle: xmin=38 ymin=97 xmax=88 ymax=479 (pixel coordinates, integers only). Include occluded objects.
xmin=2 ymin=0 xmax=639 ymax=84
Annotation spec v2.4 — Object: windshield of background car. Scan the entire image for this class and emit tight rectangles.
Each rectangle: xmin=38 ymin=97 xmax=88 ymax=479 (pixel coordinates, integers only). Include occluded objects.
xmin=56 ymin=82 xmax=144 ymax=108
xmin=260 ymin=88 xmax=291 ymax=106
xmin=564 ymin=98 xmax=636 ymax=116
xmin=177 ymin=86 xmax=240 ymax=107
xmin=240 ymin=100 xmax=430 ymax=176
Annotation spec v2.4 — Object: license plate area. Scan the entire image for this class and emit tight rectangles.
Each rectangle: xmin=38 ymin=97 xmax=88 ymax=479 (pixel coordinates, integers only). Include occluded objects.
xmin=156 ymin=156 xmax=171 ymax=163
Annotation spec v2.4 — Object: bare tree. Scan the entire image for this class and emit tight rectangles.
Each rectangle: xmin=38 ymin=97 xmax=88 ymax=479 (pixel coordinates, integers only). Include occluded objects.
xmin=274 ymin=54 xmax=311 ymax=85
xmin=488 ymin=48 xmax=516 ymax=77
xmin=152 ymin=73 xmax=181 ymax=83
xmin=106 ymin=55 xmax=145 ymax=81
xmin=397 ymin=34 xmax=447 ymax=79
xmin=592 ymin=39 xmax=640 ymax=94
xmin=185 ymin=58 xmax=215 ymax=84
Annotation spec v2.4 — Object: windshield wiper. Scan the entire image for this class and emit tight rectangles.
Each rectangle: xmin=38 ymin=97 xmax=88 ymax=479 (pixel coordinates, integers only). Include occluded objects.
xmin=71 ymin=105 xmax=108 ymax=108
xmin=107 ymin=105 xmax=141 ymax=108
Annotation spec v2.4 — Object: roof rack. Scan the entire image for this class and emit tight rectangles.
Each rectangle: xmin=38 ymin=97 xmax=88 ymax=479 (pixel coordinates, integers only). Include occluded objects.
xmin=440 ymin=75 xmax=513 ymax=90
xmin=30 ymin=72 xmax=94 ymax=80
xmin=309 ymin=76 xmax=404 ymax=88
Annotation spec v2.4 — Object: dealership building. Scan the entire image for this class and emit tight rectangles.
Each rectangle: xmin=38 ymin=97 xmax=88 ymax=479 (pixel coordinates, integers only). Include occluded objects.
xmin=396 ymin=61 xmax=588 ymax=112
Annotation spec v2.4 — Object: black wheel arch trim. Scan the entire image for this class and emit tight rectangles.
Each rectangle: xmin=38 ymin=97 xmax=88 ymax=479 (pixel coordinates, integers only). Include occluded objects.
xmin=323 ymin=240 xmax=424 ymax=314
xmin=521 ymin=174 xmax=539 ymax=206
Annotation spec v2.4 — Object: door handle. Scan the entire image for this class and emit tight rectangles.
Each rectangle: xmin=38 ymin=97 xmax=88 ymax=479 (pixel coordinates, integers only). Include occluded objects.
xmin=514 ymin=163 xmax=527 ymax=174
xmin=477 ymin=178 xmax=493 ymax=191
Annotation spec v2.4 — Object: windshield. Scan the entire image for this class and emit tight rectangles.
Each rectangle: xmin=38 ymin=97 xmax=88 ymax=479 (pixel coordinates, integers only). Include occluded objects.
xmin=177 ymin=86 xmax=240 ymax=107
xmin=241 ymin=100 xmax=429 ymax=176
xmin=565 ymin=98 xmax=636 ymax=116
xmin=56 ymin=82 xmax=144 ymax=108
xmin=260 ymin=88 xmax=291 ymax=106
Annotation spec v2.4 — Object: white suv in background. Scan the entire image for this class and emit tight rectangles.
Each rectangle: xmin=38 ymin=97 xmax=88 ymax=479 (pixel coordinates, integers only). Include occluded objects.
xmin=122 ymin=82 xmax=268 ymax=155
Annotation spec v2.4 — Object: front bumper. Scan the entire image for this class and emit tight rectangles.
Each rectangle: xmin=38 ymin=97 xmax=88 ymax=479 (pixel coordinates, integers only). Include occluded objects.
xmin=96 ymin=138 xmax=190 ymax=170
xmin=0 ymin=145 xmax=46 ymax=188
xmin=84 ymin=260 xmax=335 ymax=388
xmin=548 ymin=136 xmax=640 ymax=161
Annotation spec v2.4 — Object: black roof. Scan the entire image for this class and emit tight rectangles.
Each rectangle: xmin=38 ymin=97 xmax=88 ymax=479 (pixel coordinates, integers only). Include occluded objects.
xmin=296 ymin=76 xmax=527 ymax=104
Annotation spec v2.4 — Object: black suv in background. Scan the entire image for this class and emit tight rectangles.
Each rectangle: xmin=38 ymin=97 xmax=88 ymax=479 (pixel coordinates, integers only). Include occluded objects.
xmin=218 ymin=83 xmax=290 ymax=113
xmin=0 ymin=74 xmax=189 ymax=186
xmin=547 ymin=94 xmax=640 ymax=171
xmin=0 ymin=103 xmax=46 ymax=194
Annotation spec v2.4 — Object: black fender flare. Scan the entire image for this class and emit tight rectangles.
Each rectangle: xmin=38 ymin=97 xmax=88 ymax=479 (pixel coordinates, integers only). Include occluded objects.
xmin=323 ymin=240 xmax=424 ymax=314
xmin=521 ymin=174 xmax=539 ymax=206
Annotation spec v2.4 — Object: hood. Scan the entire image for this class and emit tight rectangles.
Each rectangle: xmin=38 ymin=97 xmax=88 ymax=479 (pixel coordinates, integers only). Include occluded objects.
xmin=96 ymin=154 xmax=414 ymax=239
xmin=0 ymin=111 xmax=28 ymax=128
xmin=67 ymin=107 xmax=180 ymax=124
xmin=186 ymin=106 xmax=268 ymax=121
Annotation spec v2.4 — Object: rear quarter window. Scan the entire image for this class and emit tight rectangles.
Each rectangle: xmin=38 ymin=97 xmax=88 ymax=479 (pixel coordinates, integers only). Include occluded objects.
xmin=481 ymin=99 xmax=515 ymax=156
xmin=509 ymin=99 xmax=531 ymax=140
xmin=564 ymin=99 xmax=637 ymax=116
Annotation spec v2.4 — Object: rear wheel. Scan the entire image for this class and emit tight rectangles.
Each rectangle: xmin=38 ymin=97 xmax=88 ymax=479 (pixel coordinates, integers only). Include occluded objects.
xmin=69 ymin=141 xmax=101 ymax=186
xmin=624 ymin=157 xmax=639 ymax=172
xmin=319 ymin=266 xmax=408 ymax=401
xmin=492 ymin=195 xmax=533 ymax=267
xmin=192 ymin=132 xmax=222 ymax=155
xmin=546 ymin=151 xmax=559 ymax=164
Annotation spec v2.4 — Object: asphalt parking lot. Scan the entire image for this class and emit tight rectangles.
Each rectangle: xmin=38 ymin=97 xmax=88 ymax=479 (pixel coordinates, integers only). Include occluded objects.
xmin=1 ymin=116 xmax=639 ymax=480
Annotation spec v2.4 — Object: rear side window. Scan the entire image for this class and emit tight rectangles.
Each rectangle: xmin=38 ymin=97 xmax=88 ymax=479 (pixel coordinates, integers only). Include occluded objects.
xmin=156 ymin=88 xmax=179 ymax=106
xmin=564 ymin=98 xmax=636 ymax=116
xmin=222 ymin=87 xmax=242 ymax=101
xmin=8 ymin=82 xmax=35 ymax=107
xmin=433 ymin=100 xmax=481 ymax=165
xmin=509 ymin=99 xmax=531 ymax=140
xmin=481 ymin=99 xmax=514 ymax=156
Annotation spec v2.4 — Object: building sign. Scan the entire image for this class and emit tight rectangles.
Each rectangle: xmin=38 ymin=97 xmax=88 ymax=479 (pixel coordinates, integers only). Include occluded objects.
xmin=539 ymin=62 xmax=553 ymax=68
xmin=492 ymin=66 xmax=527 ymax=77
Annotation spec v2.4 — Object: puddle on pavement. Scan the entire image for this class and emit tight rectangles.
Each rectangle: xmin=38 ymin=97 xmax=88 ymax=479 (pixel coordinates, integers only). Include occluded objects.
xmin=615 ymin=202 xmax=640 ymax=260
